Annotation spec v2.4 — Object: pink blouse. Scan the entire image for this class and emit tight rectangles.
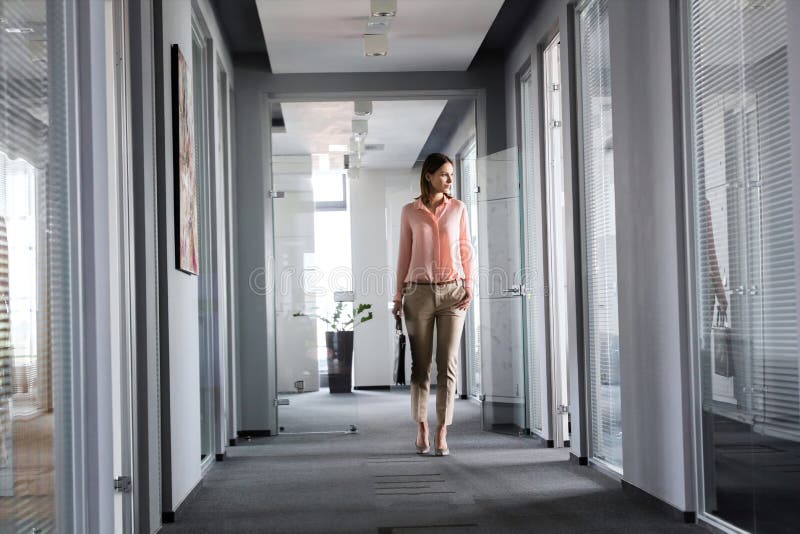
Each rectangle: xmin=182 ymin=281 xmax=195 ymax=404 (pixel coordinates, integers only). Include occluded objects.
xmin=394 ymin=196 xmax=473 ymax=301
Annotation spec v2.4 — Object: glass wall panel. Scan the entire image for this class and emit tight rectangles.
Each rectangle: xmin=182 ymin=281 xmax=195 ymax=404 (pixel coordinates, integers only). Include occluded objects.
xmin=577 ymin=0 xmax=622 ymax=469
xmin=0 ymin=0 xmax=73 ymax=531
xmin=688 ymin=0 xmax=800 ymax=531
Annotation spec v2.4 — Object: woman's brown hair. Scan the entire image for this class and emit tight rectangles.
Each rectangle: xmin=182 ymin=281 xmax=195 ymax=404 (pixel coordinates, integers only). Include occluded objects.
xmin=418 ymin=153 xmax=454 ymax=202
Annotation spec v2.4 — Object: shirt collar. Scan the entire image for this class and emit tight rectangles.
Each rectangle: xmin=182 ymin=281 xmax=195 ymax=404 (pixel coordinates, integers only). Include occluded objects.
xmin=414 ymin=196 xmax=451 ymax=210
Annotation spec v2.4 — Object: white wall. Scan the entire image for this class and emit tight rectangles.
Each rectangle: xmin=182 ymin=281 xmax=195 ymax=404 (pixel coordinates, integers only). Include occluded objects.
xmin=385 ymin=170 xmax=419 ymax=385
xmin=157 ymin=0 xmax=234 ymax=513
xmin=350 ymin=171 xmax=395 ymax=387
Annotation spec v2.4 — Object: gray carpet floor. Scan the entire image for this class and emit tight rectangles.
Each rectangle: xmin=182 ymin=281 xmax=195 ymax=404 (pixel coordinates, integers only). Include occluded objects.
xmin=161 ymin=390 xmax=707 ymax=534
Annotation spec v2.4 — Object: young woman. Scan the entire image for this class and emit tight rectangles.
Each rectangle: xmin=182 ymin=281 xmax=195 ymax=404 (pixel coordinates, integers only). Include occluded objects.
xmin=392 ymin=153 xmax=473 ymax=456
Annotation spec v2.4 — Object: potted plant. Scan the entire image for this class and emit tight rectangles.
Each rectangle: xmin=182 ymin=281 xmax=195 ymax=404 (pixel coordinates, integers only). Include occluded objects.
xmin=293 ymin=302 xmax=373 ymax=393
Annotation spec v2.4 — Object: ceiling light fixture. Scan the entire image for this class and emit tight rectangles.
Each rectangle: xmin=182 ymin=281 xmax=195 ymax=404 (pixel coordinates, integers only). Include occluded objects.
xmin=371 ymin=0 xmax=397 ymax=17
xmin=363 ymin=33 xmax=388 ymax=57
xmin=5 ymin=27 xmax=35 ymax=34
xmin=366 ymin=16 xmax=391 ymax=32
xmin=354 ymin=101 xmax=373 ymax=117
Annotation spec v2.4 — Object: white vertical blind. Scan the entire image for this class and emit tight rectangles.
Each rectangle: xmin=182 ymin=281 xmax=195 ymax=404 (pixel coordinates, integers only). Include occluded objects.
xmin=577 ymin=0 xmax=622 ymax=468
xmin=461 ymin=142 xmax=482 ymax=398
xmin=520 ymin=70 xmax=544 ymax=433
xmin=689 ymin=0 xmax=799 ymax=437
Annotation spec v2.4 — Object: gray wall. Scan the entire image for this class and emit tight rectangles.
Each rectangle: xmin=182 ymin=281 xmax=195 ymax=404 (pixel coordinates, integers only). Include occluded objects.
xmin=608 ymin=0 xmax=692 ymax=511
xmin=232 ymin=69 xmax=274 ymax=433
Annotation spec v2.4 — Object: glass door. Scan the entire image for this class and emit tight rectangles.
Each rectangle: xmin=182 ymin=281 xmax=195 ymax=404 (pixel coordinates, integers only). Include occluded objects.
xmin=270 ymin=148 xmax=359 ymax=434
xmin=476 ymin=148 xmax=527 ymax=434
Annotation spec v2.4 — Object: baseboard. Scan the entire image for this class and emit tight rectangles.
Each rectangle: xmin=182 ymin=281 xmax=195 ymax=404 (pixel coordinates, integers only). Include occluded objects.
xmin=162 ymin=474 xmax=205 ymax=525
xmin=621 ymin=479 xmax=696 ymax=523
xmin=237 ymin=429 xmax=272 ymax=438
xmin=354 ymin=385 xmax=391 ymax=391
xmin=228 ymin=438 xmax=236 ymax=447
xmin=215 ymin=452 xmax=225 ymax=462
xmin=569 ymin=452 xmax=588 ymax=466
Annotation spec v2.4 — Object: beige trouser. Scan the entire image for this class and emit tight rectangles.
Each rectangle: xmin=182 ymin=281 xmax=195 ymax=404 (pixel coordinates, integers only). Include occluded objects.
xmin=402 ymin=281 xmax=467 ymax=426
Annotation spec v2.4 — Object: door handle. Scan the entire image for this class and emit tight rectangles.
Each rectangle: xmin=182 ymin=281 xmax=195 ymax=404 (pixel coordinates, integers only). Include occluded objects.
xmin=503 ymin=285 xmax=524 ymax=295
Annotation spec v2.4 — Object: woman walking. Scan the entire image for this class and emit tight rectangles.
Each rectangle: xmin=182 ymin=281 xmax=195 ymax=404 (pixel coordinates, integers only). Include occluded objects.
xmin=392 ymin=153 xmax=473 ymax=456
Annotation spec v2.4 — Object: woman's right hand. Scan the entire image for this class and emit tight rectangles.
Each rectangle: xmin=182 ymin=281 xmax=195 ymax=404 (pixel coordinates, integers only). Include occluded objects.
xmin=392 ymin=299 xmax=402 ymax=320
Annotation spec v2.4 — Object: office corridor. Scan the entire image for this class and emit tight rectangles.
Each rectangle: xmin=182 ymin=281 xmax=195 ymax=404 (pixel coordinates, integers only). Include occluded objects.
xmin=160 ymin=391 xmax=704 ymax=533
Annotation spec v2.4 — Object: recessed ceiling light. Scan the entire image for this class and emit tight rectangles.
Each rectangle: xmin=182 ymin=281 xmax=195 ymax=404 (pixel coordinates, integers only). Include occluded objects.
xmin=371 ymin=0 xmax=397 ymax=17
xmin=354 ymin=101 xmax=372 ymax=117
xmin=366 ymin=16 xmax=391 ymax=32
xmin=329 ymin=144 xmax=348 ymax=152
xmin=5 ymin=27 xmax=35 ymax=34
xmin=363 ymin=34 xmax=388 ymax=57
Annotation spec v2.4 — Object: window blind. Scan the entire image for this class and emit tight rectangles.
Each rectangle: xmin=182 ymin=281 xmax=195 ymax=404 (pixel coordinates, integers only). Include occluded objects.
xmin=577 ymin=0 xmax=623 ymax=469
xmin=461 ymin=144 xmax=482 ymax=398
xmin=520 ymin=70 xmax=544 ymax=433
xmin=689 ymin=0 xmax=799 ymax=437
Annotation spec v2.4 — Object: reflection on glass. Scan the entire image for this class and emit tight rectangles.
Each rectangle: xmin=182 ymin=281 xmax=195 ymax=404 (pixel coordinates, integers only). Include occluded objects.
xmin=690 ymin=0 xmax=800 ymax=531
xmin=0 ymin=0 xmax=59 ymax=531
xmin=578 ymin=0 xmax=622 ymax=470
xmin=476 ymin=147 xmax=526 ymax=434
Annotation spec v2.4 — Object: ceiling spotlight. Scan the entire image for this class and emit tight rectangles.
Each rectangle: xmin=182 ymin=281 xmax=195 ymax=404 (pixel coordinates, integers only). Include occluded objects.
xmin=371 ymin=0 xmax=397 ymax=17
xmin=363 ymin=34 xmax=388 ymax=57
xmin=352 ymin=119 xmax=368 ymax=137
xmin=354 ymin=101 xmax=373 ymax=117
xmin=366 ymin=16 xmax=391 ymax=32
xmin=350 ymin=137 xmax=363 ymax=155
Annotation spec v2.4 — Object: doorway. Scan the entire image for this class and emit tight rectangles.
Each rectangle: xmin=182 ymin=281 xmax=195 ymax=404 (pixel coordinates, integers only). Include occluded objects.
xmin=265 ymin=96 xmax=480 ymax=436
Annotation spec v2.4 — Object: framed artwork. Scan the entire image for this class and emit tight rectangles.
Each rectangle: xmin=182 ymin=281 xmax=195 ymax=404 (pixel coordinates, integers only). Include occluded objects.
xmin=171 ymin=44 xmax=199 ymax=275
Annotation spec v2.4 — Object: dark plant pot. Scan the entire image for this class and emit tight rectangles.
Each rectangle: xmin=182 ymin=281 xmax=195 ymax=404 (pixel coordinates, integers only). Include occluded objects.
xmin=326 ymin=331 xmax=353 ymax=393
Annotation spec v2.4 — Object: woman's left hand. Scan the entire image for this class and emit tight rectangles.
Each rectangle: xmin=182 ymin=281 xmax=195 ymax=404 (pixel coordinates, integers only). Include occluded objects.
xmin=456 ymin=286 xmax=472 ymax=311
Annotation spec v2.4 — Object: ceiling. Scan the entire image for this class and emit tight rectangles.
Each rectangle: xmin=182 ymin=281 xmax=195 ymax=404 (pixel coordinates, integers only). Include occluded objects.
xmin=255 ymin=0 xmax=504 ymax=73
xmin=272 ymin=100 xmax=448 ymax=169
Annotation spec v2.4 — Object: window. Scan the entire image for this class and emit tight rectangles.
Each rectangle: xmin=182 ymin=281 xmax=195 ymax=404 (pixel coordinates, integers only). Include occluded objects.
xmin=0 ymin=0 xmax=75 ymax=529
xmin=687 ymin=0 xmax=799 ymax=530
xmin=519 ymin=69 xmax=546 ymax=435
xmin=460 ymin=140 xmax=482 ymax=398
xmin=577 ymin=0 xmax=622 ymax=470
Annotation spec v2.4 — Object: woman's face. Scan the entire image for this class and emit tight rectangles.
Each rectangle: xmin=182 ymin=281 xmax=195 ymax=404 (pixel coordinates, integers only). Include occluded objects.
xmin=426 ymin=162 xmax=454 ymax=195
